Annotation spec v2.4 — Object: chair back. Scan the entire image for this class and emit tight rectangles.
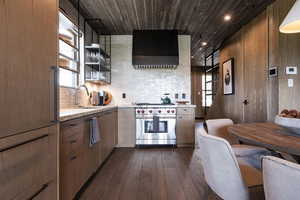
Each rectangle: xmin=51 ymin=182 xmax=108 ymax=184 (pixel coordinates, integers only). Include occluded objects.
xmin=263 ymin=156 xmax=300 ymax=200
xmin=206 ymin=119 xmax=238 ymax=144
xmin=198 ymin=130 xmax=249 ymax=200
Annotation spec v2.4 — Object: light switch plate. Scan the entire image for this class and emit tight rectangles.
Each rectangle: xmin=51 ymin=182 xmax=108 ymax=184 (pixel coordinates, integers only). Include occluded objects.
xmin=286 ymin=66 xmax=298 ymax=75
xmin=288 ymin=79 xmax=294 ymax=88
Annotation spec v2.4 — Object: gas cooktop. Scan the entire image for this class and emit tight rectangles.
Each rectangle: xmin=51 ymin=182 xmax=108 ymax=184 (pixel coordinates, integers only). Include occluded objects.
xmin=135 ymin=103 xmax=175 ymax=106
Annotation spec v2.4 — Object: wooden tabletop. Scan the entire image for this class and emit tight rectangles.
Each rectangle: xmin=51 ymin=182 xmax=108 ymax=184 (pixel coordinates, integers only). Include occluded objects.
xmin=228 ymin=123 xmax=300 ymax=156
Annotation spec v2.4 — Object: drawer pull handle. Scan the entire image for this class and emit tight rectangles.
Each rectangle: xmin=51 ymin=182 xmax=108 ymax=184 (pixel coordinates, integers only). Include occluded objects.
xmin=70 ymin=140 xmax=77 ymax=144
xmin=0 ymin=134 xmax=49 ymax=153
xmin=70 ymin=155 xmax=77 ymax=160
xmin=26 ymin=183 xmax=49 ymax=200
xmin=69 ymin=124 xmax=78 ymax=127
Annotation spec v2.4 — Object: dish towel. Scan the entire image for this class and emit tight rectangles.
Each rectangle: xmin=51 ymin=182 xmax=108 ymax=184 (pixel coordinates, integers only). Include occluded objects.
xmin=89 ymin=117 xmax=101 ymax=147
xmin=153 ymin=115 xmax=160 ymax=133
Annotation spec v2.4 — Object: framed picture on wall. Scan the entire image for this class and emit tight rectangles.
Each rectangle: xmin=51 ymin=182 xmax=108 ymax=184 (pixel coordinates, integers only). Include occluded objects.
xmin=223 ymin=58 xmax=234 ymax=95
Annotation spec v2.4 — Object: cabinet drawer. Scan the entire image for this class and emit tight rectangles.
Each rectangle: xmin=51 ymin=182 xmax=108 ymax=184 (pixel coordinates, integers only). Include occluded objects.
xmin=61 ymin=122 xmax=84 ymax=160
xmin=61 ymin=120 xmax=84 ymax=140
xmin=0 ymin=127 xmax=57 ymax=200
xmin=177 ymin=108 xmax=195 ymax=115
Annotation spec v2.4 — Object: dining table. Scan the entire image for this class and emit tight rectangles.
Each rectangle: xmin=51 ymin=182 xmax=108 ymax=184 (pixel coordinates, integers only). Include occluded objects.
xmin=228 ymin=122 xmax=300 ymax=163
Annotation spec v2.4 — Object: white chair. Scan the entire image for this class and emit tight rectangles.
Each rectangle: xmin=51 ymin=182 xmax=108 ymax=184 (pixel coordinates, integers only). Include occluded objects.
xmin=263 ymin=156 xmax=300 ymax=200
xmin=198 ymin=130 xmax=264 ymax=200
xmin=206 ymin=119 xmax=270 ymax=158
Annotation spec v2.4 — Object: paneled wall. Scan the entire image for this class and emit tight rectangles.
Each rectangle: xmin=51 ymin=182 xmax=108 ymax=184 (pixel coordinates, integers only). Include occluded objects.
xmin=208 ymin=0 xmax=300 ymax=122
xmin=268 ymin=0 xmax=300 ymax=111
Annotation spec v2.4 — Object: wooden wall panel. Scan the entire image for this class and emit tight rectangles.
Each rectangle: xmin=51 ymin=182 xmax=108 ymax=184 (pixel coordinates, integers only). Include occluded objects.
xmin=208 ymin=11 xmax=269 ymax=123
xmin=220 ymin=31 xmax=245 ymax=123
xmin=275 ymin=0 xmax=300 ymax=111
xmin=267 ymin=2 xmax=280 ymax=121
xmin=208 ymin=0 xmax=300 ymax=122
xmin=243 ymin=11 xmax=268 ymax=122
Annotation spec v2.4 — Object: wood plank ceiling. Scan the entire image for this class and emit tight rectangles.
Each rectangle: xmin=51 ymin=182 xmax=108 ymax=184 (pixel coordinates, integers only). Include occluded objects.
xmin=71 ymin=0 xmax=274 ymax=65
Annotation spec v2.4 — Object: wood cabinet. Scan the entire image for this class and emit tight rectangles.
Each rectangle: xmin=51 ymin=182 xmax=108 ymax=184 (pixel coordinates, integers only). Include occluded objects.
xmin=0 ymin=126 xmax=58 ymax=200
xmin=98 ymin=110 xmax=117 ymax=163
xmin=60 ymin=109 xmax=118 ymax=200
xmin=0 ymin=0 xmax=58 ymax=138
xmin=60 ymin=119 xmax=86 ymax=200
xmin=117 ymin=108 xmax=136 ymax=147
xmin=176 ymin=108 xmax=195 ymax=147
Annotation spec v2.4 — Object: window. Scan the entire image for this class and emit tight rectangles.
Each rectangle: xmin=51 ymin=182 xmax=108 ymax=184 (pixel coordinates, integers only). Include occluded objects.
xmin=202 ymin=74 xmax=213 ymax=107
xmin=58 ymin=11 xmax=83 ymax=88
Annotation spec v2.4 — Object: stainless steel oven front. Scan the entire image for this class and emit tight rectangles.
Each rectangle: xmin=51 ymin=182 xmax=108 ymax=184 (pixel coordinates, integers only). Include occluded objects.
xmin=136 ymin=107 xmax=176 ymax=146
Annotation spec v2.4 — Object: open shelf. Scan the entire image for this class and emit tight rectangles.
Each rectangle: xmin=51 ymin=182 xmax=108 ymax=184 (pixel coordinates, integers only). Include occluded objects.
xmin=59 ymin=53 xmax=79 ymax=63
xmin=84 ymin=21 xmax=111 ymax=84
xmin=59 ymin=37 xmax=79 ymax=51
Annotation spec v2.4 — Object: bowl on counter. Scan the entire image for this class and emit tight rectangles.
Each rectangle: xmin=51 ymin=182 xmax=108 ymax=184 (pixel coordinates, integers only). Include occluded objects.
xmin=275 ymin=115 xmax=300 ymax=135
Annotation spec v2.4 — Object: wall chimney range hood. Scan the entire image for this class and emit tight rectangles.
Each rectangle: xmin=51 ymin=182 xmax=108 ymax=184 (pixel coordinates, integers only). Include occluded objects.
xmin=132 ymin=30 xmax=179 ymax=69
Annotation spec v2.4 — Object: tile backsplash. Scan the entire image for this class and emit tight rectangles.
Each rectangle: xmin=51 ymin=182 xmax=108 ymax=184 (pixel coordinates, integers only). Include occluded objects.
xmin=99 ymin=35 xmax=191 ymax=105
xmin=60 ymin=35 xmax=191 ymax=108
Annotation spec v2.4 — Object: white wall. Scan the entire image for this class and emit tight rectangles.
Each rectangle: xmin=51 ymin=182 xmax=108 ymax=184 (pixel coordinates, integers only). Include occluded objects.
xmin=100 ymin=35 xmax=191 ymax=105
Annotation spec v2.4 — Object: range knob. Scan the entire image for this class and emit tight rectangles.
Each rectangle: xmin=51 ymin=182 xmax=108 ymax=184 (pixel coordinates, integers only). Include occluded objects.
xmin=141 ymin=110 xmax=145 ymax=114
xmin=171 ymin=110 xmax=175 ymax=113
xmin=149 ymin=110 xmax=153 ymax=113
xmin=158 ymin=110 xmax=161 ymax=113
xmin=167 ymin=110 xmax=170 ymax=113
xmin=137 ymin=110 xmax=140 ymax=114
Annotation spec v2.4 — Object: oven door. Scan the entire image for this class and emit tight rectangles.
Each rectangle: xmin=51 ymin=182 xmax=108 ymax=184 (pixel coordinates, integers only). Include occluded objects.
xmin=136 ymin=117 xmax=176 ymax=145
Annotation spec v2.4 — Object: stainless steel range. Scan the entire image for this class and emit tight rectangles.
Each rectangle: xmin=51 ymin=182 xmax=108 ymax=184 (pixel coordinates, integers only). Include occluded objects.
xmin=136 ymin=104 xmax=176 ymax=146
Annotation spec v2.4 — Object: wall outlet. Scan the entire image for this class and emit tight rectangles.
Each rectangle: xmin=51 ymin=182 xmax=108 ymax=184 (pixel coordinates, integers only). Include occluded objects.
xmin=288 ymin=79 xmax=294 ymax=88
xmin=122 ymin=93 xmax=126 ymax=99
xmin=182 ymin=93 xmax=186 ymax=99
xmin=175 ymin=93 xmax=179 ymax=99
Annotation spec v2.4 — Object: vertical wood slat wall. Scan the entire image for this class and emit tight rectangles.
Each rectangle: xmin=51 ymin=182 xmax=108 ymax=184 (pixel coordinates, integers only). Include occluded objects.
xmin=208 ymin=0 xmax=300 ymax=123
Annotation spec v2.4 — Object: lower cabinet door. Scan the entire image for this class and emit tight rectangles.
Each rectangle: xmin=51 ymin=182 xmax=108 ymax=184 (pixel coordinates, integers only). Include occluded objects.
xmin=0 ymin=126 xmax=57 ymax=200
xmin=61 ymin=153 xmax=81 ymax=200
xmin=176 ymin=115 xmax=195 ymax=146
xmin=32 ymin=182 xmax=57 ymax=200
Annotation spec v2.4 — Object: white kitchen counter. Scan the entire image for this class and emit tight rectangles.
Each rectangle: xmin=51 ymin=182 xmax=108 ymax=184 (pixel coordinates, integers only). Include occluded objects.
xmin=60 ymin=105 xmax=118 ymax=122
xmin=60 ymin=104 xmax=196 ymax=122
xmin=118 ymin=104 xmax=196 ymax=108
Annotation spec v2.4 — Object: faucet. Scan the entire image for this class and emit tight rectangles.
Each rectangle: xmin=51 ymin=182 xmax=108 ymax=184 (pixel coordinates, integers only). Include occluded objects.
xmin=78 ymin=84 xmax=90 ymax=97
xmin=76 ymin=85 xmax=91 ymax=106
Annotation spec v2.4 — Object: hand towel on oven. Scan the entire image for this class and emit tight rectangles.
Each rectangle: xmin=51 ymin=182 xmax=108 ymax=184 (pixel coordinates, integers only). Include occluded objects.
xmin=153 ymin=115 xmax=160 ymax=133
xmin=89 ymin=117 xmax=100 ymax=147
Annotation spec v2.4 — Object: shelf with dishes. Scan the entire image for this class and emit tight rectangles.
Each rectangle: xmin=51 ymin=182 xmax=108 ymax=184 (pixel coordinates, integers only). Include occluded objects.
xmin=84 ymin=31 xmax=111 ymax=84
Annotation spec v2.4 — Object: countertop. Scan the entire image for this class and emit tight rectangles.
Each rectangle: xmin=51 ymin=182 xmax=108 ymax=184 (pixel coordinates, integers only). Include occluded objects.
xmin=60 ymin=105 xmax=118 ymax=122
xmin=60 ymin=104 xmax=196 ymax=122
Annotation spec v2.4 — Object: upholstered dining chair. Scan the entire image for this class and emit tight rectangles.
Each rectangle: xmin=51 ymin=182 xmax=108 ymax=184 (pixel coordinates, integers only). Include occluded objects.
xmin=206 ymin=119 xmax=270 ymax=159
xmin=263 ymin=156 xmax=300 ymax=200
xmin=198 ymin=130 xmax=264 ymax=200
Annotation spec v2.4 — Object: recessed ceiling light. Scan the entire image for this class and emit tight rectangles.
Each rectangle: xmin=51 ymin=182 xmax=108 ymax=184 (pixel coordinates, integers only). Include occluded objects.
xmin=201 ymin=42 xmax=207 ymax=46
xmin=224 ymin=14 xmax=232 ymax=21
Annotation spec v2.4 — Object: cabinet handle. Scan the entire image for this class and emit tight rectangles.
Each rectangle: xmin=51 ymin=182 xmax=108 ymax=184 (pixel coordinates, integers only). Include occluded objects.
xmin=0 ymin=134 xmax=49 ymax=153
xmin=69 ymin=123 xmax=78 ymax=127
xmin=26 ymin=183 xmax=49 ymax=200
xmin=50 ymin=66 xmax=59 ymax=123
xmin=70 ymin=155 xmax=77 ymax=160
xmin=70 ymin=139 xmax=77 ymax=144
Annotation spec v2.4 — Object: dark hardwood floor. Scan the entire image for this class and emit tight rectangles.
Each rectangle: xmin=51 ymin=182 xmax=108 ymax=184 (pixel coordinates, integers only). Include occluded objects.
xmin=79 ymin=147 xmax=220 ymax=200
